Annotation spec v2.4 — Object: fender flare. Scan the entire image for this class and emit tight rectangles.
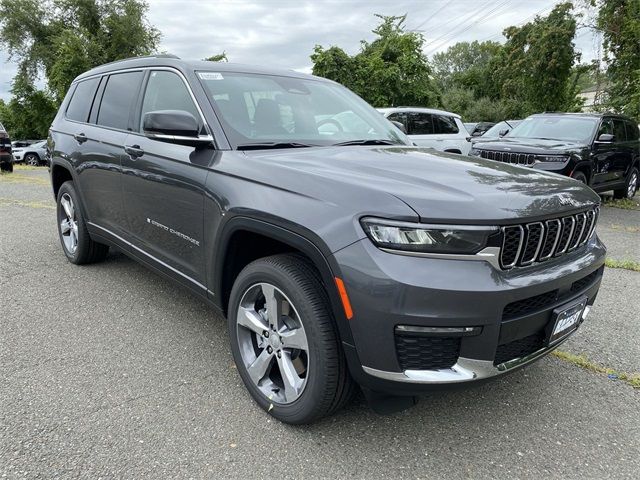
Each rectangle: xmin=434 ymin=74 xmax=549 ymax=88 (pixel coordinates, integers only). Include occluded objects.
xmin=212 ymin=215 xmax=355 ymax=345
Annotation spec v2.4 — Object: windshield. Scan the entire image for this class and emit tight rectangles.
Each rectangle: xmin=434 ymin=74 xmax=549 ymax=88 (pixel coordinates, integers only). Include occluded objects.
xmin=198 ymin=71 xmax=409 ymax=149
xmin=508 ymin=116 xmax=598 ymax=143
xmin=482 ymin=120 xmax=520 ymax=138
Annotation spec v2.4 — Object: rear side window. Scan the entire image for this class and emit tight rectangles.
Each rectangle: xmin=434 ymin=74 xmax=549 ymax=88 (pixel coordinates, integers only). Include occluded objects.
xmin=433 ymin=115 xmax=459 ymax=134
xmin=96 ymin=71 xmax=143 ymax=130
xmin=66 ymin=78 xmax=100 ymax=122
xmin=407 ymin=112 xmax=433 ymax=135
xmin=613 ymin=119 xmax=627 ymax=142
xmin=139 ymin=71 xmax=201 ymax=132
xmin=624 ymin=120 xmax=639 ymax=141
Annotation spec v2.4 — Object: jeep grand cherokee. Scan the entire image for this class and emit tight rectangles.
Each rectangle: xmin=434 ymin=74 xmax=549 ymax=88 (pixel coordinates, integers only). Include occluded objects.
xmin=48 ymin=56 xmax=606 ymax=424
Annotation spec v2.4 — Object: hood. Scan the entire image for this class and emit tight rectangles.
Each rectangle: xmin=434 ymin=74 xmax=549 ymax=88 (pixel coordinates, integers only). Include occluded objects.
xmin=473 ymin=137 xmax=588 ymax=154
xmin=237 ymin=146 xmax=600 ymax=223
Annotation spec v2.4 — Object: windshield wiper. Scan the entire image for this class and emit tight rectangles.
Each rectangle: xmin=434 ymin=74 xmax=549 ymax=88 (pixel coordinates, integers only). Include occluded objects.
xmin=331 ymin=139 xmax=397 ymax=146
xmin=237 ymin=142 xmax=318 ymax=151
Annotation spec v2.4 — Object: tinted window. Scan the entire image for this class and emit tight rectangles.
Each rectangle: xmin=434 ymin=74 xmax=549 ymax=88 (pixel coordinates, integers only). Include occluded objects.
xmin=140 ymin=71 xmax=201 ymax=132
xmin=96 ymin=71 xmax=143 ymax=130
xmin=387 ymin=112 xmax=407 ymax=130
xmin=407 ymin=112 xmax=433 ymax=135
xmin=613 ymin=119 xmax=627 ymax=142
xmin=624 ymin=120 xmax=639 ymax=141
xmin=433 ymin=115 xmax=459 ymax=134
xmin=509 ymin=116 xmax=598 ymax=143
xmin=597 ymin=118 xmax=613 ymax=137
xmin=66 ymin=78 xmax=100 ymax=122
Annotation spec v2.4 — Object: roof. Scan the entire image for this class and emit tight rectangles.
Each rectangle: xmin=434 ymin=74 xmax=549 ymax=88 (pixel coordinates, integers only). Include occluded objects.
xmin=530 ymin=112 xmax=633 ymax=120
xmin=377 ymin=106 xmax=462 ymax=119
xmin=74 ymin=55 xmax=321 ymax=83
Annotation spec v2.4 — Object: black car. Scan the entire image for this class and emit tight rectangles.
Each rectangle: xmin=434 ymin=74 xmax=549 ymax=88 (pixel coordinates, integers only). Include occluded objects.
xmin=0 ymin=122 xmax=13 ymax=172
xmin=48 ymin=56 xmax=605 ymax=423
xmin=470 ymin=113 xmax=640 ymax=199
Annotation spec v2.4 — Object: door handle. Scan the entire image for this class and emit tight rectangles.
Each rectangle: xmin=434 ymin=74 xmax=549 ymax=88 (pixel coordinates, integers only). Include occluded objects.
xmin=73 ymin=133 xmax=88 ymax=144
xmin=124 ymin=144 xmax=145 ymax=158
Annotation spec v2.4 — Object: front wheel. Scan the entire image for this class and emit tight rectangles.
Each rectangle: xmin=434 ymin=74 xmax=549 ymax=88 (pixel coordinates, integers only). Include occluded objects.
xmin=25 ymin=153 xmax=39 ymax=166
xmin=228 ymin=254 xmax=353 ymax=424
xmin=571 ymin=171 xmax=587 ymax=185
xmin=614 ymin=167 xmax=638 ymax=200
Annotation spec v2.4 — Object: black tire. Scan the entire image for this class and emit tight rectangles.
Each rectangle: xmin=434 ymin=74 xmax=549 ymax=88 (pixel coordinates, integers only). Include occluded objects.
xmin=571 ymin=171 xmax=587 ymax=185
xmin=613 ymin=167 xmax=638 ymax=199
xmin=0 ymin=161 xmax=12 ymax=173
xmin=25 ymin=153 xmax=39 ymax=166
xmin=56 ymin=181 xmax=109 ymax=264
xmin=228 ymin=254 xmax=354 ymax=424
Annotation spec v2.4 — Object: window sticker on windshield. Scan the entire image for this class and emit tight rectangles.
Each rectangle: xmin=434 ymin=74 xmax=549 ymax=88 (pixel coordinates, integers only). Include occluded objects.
xmin=198 ymin=72 xmax=224 ymax=80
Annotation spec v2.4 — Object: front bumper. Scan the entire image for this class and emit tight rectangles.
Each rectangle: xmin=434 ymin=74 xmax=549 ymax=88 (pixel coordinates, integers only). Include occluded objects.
xmin=334 ymin=234 xmax=606 ymax=395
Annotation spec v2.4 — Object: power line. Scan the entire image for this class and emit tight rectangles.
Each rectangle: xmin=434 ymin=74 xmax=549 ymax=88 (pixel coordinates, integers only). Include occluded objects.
xmin=409 ymin=0 xmax=454 ymax=32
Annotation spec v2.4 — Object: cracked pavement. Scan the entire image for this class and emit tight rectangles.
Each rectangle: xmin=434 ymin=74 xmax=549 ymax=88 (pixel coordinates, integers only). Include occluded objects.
xmin=1 ymin=167 xmax=639 ymax=479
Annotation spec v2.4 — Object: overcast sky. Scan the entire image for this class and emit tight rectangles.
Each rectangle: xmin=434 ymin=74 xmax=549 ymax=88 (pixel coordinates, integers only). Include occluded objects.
xmin=0 ymin=0 xmax=601 ymax=101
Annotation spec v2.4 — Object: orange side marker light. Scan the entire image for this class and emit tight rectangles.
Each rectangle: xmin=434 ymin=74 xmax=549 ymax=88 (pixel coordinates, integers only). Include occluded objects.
xmin=334 ymin=277 xmax=353 ymax=320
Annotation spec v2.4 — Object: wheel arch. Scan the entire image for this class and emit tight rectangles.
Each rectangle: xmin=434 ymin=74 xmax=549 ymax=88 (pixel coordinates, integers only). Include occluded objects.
xmin=571 ymin=161 xmax=592 ymax=184
xmin=213 ymin=216 xmax=355 ymax=345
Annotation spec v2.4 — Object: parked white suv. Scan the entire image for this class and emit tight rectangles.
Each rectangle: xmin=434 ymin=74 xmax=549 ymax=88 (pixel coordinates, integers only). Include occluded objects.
xmin=378 ymin=107 xmax=470 ymax=155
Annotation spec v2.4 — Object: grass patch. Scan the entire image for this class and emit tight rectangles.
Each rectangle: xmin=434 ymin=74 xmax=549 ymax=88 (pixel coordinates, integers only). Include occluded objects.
xmin=0 ymin=197 xmax=55 ymax=210
xmin=601 ymin=196 xmax=640 ymax=210
xmin=605 ymin=258 xmax=640 ymax=272
xmin=553 ymin=350 xmax=640 ymax=389
xmin=13 ymin=164 xmax=41 ymax=171
xmin=0 ymin=173 xmax=49 ymax=186
xmin=608 ymin=224 xmax=640 ymax=233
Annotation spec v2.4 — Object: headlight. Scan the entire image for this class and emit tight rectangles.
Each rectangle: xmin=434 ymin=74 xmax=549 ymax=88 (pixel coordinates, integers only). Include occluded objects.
xmin=469 ymin=148 xmax=481 ymax=156
xmin=533 ymin=154 xmax=568 ymax=163
xmin=361 ymin=218 xmax=498 ymax=255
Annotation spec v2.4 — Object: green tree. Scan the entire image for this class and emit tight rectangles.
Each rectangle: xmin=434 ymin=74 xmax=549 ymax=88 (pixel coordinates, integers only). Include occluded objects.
xmin=0 ymin=0 xmax=160 ymax=103
xmin=311 ymin=15 xmax=439 ymax=107
xmin=431 ymin=40 xmax=502 ymax=98
xmin=203 ymin=52 xmax=228 ymax=62
xmin=493 ymin=2 xmax=580 ymax=115
xmin=596 ymin=0 xmax=640 ymax=119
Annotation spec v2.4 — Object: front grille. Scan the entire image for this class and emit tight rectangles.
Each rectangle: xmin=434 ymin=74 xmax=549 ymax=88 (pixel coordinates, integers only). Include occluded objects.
xmin=499 ymin=207 xmax=599 ymax=269
xmin=479 ymin=150 xmax=535 ymax=166
xmin=395 ymin=333 xmax=460 ymax=370
xmin=570 ymin=267 xmax=603 ymax=293
xmin=494 ymin=332 xmax=545 ymax=365
xmin=502 ymin=290 xmax=559 ymax=319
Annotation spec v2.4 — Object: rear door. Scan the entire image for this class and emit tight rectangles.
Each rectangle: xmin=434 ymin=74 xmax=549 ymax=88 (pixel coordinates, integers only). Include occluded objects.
xmin=78 ymin=70 xmax=144 ymax=239
xmin=611 ymin=118 xmax=632 ymax=183
xmin=120 ymin=69 xmax=211 ymax=291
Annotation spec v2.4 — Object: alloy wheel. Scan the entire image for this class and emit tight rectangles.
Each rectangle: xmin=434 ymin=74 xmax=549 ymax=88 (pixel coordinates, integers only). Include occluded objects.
xmin=59 ymin=193 xmax=79 ymax=254
xmin=236 ymin=282 xmax=309 ymax=404
xmin=628 ymin=171 xmax=638 ymax=199
xmin=26 ymin=154 xmax=38 ymax=166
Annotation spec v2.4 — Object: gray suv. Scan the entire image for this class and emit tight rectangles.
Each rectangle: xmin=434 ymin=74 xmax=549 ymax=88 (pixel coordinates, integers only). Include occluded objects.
xmin=49 ymin=56 xmax=606 ymax=423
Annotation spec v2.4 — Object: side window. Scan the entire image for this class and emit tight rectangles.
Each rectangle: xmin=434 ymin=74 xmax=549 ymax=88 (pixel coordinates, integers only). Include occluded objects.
xmin=625 ymin=120 xmax=639 ymax=141
xmin=597 ymin=118 xmax=613 ymax=137
xmin=407 ymin=112 xmax=433 ymax=135
xmin=66 ymin=77 xmax=100 ymax=122
xmin=613 ymin=119 xmax=627 ymax=142
xmin=139 ymin=71 xmax=201 ymax=132
xmin=387 ymin=112 xmax=407 ymax=131
xmin=96 ymin=71 xmax=143 ymax=130
xmin=433 ymin=115 xmax=459 ymax=134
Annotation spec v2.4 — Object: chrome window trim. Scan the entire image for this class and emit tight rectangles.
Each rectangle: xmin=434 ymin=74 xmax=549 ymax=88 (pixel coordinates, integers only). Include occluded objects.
xmin=500 ymin=225 xmax=524 ymax=269
xmin=540 ymin=218 xmax=561 ymax=260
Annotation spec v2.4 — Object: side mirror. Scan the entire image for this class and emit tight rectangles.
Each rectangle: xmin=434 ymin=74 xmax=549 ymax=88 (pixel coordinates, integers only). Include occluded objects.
xmin=390 ymin=120 xmax=407 ymax=134
xmin=471 ymin=131 xmax=482 ymax=137
xmin=596 ymin=133 xmax=614 ymax=143
xmin=499 ymin=129 xmax=509 ymax=137
xmin=143 ymin=110 xmax=212 ymax=147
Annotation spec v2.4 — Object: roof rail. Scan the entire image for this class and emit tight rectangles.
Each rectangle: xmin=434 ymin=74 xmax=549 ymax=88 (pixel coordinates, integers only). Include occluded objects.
xmin=99 ymin=53 xmax=180 ymax=67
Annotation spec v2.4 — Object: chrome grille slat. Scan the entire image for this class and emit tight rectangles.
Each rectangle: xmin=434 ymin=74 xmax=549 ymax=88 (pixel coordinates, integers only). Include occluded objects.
xmin=499 ymin=207 xmax=599 ymax=270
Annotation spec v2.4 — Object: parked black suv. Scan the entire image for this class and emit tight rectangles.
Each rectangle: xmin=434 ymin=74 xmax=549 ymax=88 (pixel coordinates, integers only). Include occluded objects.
xmin=0 ymin=122 xmax=12 ymax=172
xmin=470 ymin=113 xmax=640 ymax=199
xmin=49 ymin=57 xmax=606 ymax=423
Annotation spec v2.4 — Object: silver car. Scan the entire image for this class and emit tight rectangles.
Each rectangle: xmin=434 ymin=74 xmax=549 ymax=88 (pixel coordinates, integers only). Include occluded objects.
xmin=12 ymin=140 xmax=47 ymax=166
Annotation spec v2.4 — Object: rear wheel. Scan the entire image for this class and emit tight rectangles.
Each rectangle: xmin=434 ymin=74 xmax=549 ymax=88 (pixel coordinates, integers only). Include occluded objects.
xmin=228 ymin=254 xmax=354 ymax=424
xmin=613 ymin=167 xmax=638 ymax=199
xmin=56 ymin=181 xmax=109 ymax=264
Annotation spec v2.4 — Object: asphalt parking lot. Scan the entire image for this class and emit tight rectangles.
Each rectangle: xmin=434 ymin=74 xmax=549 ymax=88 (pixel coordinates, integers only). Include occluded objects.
xmin=1 ymin=166 xmax=639 ymax=479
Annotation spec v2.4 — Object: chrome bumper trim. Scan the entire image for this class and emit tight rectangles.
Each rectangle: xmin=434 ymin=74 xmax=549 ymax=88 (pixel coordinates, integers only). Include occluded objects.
xmin=362 ymin=330 xmax=575 ymax=385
